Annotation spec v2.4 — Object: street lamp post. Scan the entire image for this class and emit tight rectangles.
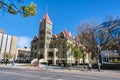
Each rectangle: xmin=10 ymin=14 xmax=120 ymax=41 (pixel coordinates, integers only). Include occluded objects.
xmin=70 ymin=53 xmax=72 ymax=70
xmin=82 ymin=46 xmax=86 ymax=67
xmin=12 ymin=54 xmax=15 ymax=66
xmin=97 ymin=45 xmax=101 ymax=71
xmin=68 ymin=50 xmax=72 ymax=70
xmin=38 ymin=51 xmax=40 ymax=66
xmin=5 ymin=54 xmax=8 ymax=65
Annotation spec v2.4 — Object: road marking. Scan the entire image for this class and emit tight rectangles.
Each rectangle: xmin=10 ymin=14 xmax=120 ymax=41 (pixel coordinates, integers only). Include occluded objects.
xmin=75 ymin=75 xmax=100 ymax=80
xmin=0 ymin=71 xmax=20 ymax=75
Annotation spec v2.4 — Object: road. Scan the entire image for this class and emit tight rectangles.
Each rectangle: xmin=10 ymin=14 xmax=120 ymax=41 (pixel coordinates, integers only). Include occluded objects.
xmin=0 ymin=67 xmax=120 ymax=80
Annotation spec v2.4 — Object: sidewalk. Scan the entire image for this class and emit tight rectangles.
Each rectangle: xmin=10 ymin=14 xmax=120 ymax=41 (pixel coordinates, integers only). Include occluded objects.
xmin=0 ymin=63 xmax=120 ymax=78
xmin=0 ymin=63 xmax=42 ymax=70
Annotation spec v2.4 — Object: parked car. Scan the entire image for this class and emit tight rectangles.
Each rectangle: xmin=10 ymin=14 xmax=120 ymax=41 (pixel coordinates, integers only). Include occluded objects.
xmin=0 ymin=59 xmax=9 ymax=63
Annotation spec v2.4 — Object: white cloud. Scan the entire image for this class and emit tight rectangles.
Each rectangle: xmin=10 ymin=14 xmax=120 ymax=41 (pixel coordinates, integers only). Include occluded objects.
xmin=17 ymin=36 xmax=32 ymax=48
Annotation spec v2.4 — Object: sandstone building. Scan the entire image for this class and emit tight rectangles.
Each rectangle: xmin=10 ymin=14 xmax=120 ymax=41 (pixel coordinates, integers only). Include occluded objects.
xmin=31 ymin=13 xmax=89 ymax=66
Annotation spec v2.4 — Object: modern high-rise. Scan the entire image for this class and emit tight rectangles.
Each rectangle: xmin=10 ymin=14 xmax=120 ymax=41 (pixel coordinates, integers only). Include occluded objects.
xmin=0 ymin=30 xmax=18 ymax=59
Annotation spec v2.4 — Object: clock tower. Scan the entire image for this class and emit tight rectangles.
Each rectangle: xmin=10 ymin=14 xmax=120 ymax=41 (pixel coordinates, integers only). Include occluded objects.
xmin=38 ymin=13 xmax=52 ymax=63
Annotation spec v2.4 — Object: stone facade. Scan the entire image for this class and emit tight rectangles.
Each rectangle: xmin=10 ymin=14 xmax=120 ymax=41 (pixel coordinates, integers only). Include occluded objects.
xmin=16 ymin=48 xmax=31 ymax=63
xmin=31 ymin=13 xmax=89 ymax=66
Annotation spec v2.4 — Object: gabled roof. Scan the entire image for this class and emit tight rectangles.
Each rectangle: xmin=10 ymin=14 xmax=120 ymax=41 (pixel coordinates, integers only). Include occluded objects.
xmin=63 ymin=29 xmax=69 ymax=38
xmin=52 ymin=29 xmax=75 ymax=41
xmin=40 ymin=13 xmax=52 ymax=24
xmin=32 ymin=36 xmax=38 ymax=42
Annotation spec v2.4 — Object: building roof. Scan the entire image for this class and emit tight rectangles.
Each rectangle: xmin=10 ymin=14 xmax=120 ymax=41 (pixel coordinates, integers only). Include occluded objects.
xmin=52 ymin=29 xmax=75 ymax=41
xmin=63 ymin=29 xmax=69 ymax=38
xmin=32 ymin=36 xmax=38 ymax=42
xmin=40 ymin=13 xmax=52 ymax=24
xmin=17 ymin=48 xmax=31 ymax=51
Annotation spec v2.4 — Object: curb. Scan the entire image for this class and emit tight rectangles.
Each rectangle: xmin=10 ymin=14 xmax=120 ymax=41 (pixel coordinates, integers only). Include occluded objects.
xmin=0 ymin=65 xmax=43 ymax=71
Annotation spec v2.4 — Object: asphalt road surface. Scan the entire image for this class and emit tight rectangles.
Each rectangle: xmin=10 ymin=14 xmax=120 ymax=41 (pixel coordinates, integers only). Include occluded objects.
xmin=0 ymin=67 xmax=120 ymax=80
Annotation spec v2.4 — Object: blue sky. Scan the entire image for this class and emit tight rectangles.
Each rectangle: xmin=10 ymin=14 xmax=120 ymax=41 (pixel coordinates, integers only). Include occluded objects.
xmin=0 ymin=0 xmax=120 ymax=48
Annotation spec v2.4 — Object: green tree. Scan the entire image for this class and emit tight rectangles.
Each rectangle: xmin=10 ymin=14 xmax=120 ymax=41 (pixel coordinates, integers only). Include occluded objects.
xmin=67 ymin=43 xmax=84 ymax=65
xmin=67 ymin=43 xmax=74 ymax=66
xmin=0 ymin=0 xmax=37 ymax=17
xmin=72 ymin=47 xmax=82 ymax=65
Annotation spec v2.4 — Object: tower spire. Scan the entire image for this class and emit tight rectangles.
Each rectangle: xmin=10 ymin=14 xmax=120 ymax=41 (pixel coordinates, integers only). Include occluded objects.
xmin=40 ymin=7 xmax=52 ymax=24
xmin=46 ymin=5 xmax=48 ymax=14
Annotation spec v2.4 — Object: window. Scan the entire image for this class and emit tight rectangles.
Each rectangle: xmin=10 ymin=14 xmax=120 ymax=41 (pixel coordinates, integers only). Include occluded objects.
xmin=53 ymin=43 xmax=56 ymax=48
xmin=40 ymin=23 xmax=45 ymax=28
xmin=47 ymin=31 xmax=51 ymax=35
xmin=54 ymin=45 xmax=56 ymax=48
xmin=49 ymin=44 xmax=53 ymax=48
xmin=18 ymin=50 xmax=21 ymax=52
xmin=40 ymin=30 xmax=45 ymax=34
xmin=56 ymin=52 xmax=58 ymax=57
xmin=52 ymin=44 xmax=53 ymax=48
xmin=58 ymin=53 xmax=61 ymax=58
xmin=60 ymin=35 xmax=64 ymax=39
xmin=63 ymin=51 xmax=67 ymax=58
xmin=39 ymin=43 xmax=44 ymax=48
xmin=58 ymin=45 xmax=60 ymax=48
xmin=48 ymin=52 xmax=53 ymax=57
xmin=40 ymin=36 xmax=44 ymax=40
xmin=57 ymin=43 xmax=61 ymax=48
xmin=46 ymin=43 xmax=49 ymax=48
xmin=47 ymin=36 xmax=51 ymax=40
xmin=47 ymin=23 xmax=51 ymax=28
xmin=56 ymin=60 xmax=59 ymax=64
xmin=63 ymin=42 xmax=65 ymax=45
xmin=34 ymin=46 xmax=37 ymax=49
